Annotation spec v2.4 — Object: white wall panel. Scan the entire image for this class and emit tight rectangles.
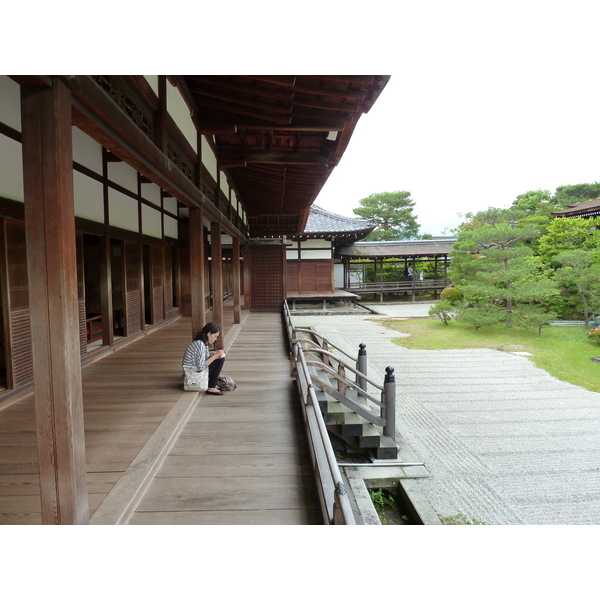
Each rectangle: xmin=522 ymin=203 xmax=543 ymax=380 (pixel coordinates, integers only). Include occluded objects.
xmin=220 ymin=176 xmax=229 ymax=196
xmin=301 ymin=249 xmax=332 ymax=259
xmin=74 ymin=172 xmax=104 ymax=222
xmin=72 ymin=126 xmax=103 ymax=174
xmin=144 ymin=75 xmax=159 ymax=97
xmin=0 ymin=76 xmax=21 ymax=132
xmin=300 ymin=239 xmax=332 ymax=249
xmin=334 ymin=262 xmax=344 ymax=287
xmin=164 ymin=215 xmax=178 ymax=239
xmin=0 ymin=135 xmax=24 ymax=201
xmin=108 ymin=161 xmax=138 ymax=193
xmin=164 ymin=196 xmax=178 ymax=215
xmin=142 ymin=203 xmax=162 ymax=238
xmin=167 ymin=82 xmax=197 ymax=152
xmin=109 ymin=189 xmax=139 ymax=232
xmin=201 ymin=135 xmax=217 ymax=180
xmin=141 ymin=181 xmax=162 ymax=206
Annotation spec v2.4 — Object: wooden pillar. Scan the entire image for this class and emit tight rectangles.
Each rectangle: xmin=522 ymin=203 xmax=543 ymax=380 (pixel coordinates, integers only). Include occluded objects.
xmin=379 ymin=259 xmax=384 ymax=303
xmin=100 ymin=233 xmax=113 ymax=347
xmin=189 ymin=206 xmax=205 ymax=337
xmin=211 ymin=221 xmax=224 ymax=328
xmin=232 ymin=237 xmax=241 ymax=324
xmin=411 ymin=258 xmax=416 ymax=303
xmin=444 ymin=256 xmax=448 ymax=286
xmin=157 ymin=76 xmax=168 ymax=154
xmin=21 ymin=79 xmax=89 ymax=524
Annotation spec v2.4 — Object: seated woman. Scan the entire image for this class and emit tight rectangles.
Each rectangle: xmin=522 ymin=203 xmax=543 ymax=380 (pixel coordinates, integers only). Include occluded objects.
xmin=182 ymin=322 xmax=226 ymax=395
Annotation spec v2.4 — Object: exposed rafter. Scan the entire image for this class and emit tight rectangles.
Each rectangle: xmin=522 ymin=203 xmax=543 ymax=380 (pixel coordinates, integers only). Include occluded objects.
xmin=183 ymin=75 xmax=390 ymax=237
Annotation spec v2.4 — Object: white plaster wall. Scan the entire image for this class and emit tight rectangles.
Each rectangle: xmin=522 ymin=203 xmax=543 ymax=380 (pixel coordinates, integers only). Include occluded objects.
xmin=142 ymin=203 xmax=162 ymax=238
xmin=164 ymin=215 xmax=178 ymax=239
xmin=0 ymin=76 xmax=21 ymax=132
xmin=72 ymin=126 xmax=103 ymax=174
xmin=334 ymin=262 xmax=344 ymax=288
xmin=109 ymin=189 xmax=139 ymax=232
xmin=163 ymin=196 xmax=178 ymax=216
xmin=0 ymin=135 xmax=24 ymax=201
xmin=220 ymin=175 xmax=229 ymax=197
xmin=201 ymin=135 xmax=217 ymax=181
xmin=286 ymin=250 xmax=299 ymax=260
xmin=167 ymin=82 xmax=197 ymax=152
xmin=301 ymin=249 xmax=332 ymax=259
xmin=73 ymin=171 xmax=104 ymax=222
xmin=144 ymin=76 xmax=159 ymax=97
xmin=300 ymin=239 xmax=332 ymax=249
xmin=141 ymin=181 xmax=162 ymax=206
xmin=108 ymin=161 xmax=138 ymax=193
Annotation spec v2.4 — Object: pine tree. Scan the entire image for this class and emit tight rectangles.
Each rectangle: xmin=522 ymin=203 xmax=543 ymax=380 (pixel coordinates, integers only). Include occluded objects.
xmin=451 ymin=222 xmax=559 ymax=328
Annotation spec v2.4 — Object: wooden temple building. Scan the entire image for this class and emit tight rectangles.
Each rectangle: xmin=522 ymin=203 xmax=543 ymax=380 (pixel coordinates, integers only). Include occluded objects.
xmin=286 ymin=205 xmax=375 ymax=310
xmin=550 ymin=198 xmax=600 ymax=220
xmin=0 ymin=75 xmax=389 ymax=524
xmin=337 ymin=238 xmax=456 ymax=302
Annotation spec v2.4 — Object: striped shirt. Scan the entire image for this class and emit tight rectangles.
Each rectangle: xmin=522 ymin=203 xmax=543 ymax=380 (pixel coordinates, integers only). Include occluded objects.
xmin=182 ymin=340 xmax=210 ymax=371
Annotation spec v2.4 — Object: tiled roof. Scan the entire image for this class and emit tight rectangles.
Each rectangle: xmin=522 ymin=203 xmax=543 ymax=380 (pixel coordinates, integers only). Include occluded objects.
xmin=550 ymin=198 xmax=600 ymax=217
xmin=304 ymin=205 xmax=375 ymax=233
xmin=337 ymin=238 xmax=456 ymax=258
xmin=294 ymin=205 xmax=376 ymax=242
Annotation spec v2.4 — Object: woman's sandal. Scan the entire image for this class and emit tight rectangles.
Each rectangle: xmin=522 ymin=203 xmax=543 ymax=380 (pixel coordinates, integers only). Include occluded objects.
xmin=206 ymin=389 xmax=224 ymax=396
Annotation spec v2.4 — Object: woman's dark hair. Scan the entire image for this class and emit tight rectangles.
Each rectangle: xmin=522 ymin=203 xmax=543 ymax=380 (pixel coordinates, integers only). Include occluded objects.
xmin=194 ymin=322 xmax=221 ymax=344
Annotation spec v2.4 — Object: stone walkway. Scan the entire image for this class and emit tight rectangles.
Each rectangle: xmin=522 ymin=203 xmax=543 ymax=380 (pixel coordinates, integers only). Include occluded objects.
xmin=292 ymin=302 xmax=600 ymax=525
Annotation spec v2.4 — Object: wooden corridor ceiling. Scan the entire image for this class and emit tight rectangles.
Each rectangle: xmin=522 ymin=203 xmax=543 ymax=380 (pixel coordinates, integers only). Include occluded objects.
xmin=182 ymin=75 xmax=390 ymax=238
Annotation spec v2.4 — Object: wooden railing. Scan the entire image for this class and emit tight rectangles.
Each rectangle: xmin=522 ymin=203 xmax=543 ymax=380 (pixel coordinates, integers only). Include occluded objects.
xmin=347 ymin=278 xmax=447 ymax=292
xmin=284 ymin=301 xmax=397 ymax=525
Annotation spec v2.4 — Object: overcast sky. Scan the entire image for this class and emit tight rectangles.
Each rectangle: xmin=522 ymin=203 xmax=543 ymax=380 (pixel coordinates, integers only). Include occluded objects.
xmin=312 ymin=2 xmax=600 ymax=236
xmin=9 ymin=1 xmax=600 ymax=238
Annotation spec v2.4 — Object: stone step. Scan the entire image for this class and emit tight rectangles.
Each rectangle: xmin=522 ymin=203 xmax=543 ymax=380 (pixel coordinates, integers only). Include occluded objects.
xmin=322 ymin=401 xmax=355 ymax=425
xmin=340 ymin=412 xmax=370 ymax=437
xmin=374 ymin=435 xmax=399 ymax=460
xmin=309 ymin=359 xmax=398 ymax=459
xmin=357 ymin=424 xmax=382 ymax=448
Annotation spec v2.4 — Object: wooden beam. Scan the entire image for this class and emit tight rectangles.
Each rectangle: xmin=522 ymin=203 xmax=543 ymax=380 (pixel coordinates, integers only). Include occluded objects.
xmin=20 ymin=79 xmax=89 ymax=524
xmin=232 ymin=238 xmax=241 ymax=324
xmin=211 ymin=222 xmax=224 ymax=330
xmin=189 ymin=207 xmax=205 ymax=338
xmin=187 ymin=77 xmax=292 ymax=103
xmin=218 ymin=150 xmax=329 ymax=167
xmin=9 ymin=75 xmax=52 ymax=87
xmin=61 ymin=76 xmax=246 ymax=242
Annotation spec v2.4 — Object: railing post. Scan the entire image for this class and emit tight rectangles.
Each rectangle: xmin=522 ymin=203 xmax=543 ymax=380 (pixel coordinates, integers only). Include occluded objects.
xmin=382 ymin=366 xmax=396 ymax=442
xmin=357 ymin=343 xmax=367 ymax=395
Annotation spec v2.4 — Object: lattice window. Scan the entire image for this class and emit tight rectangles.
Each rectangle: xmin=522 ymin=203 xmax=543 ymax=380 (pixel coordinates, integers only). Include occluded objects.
xmin=250 ymin=246 xmax=284 ymax=310
xmin=91 ymin=76 xmax=154 ymax=138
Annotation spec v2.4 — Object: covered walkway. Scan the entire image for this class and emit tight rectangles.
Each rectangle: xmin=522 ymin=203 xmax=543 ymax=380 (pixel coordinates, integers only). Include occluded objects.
xmin=0 ymin=312 xmax=321 ymax=525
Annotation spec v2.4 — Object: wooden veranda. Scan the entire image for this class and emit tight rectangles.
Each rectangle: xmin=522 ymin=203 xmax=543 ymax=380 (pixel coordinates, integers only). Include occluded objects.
xmin=337 ymin=238 xmax=456 ymax=302
xmin=0 ymin=311 xmax=321 ymax=525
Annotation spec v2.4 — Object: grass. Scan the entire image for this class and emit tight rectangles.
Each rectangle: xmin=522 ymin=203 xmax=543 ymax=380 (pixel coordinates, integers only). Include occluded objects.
xmin=370 ymin=317 xmax=600 ymax=393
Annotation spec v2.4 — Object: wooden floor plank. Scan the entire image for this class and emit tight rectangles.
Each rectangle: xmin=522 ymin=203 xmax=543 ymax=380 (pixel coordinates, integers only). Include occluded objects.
xmin=0 ymin=310 xmax=322 ymax=525
xmin=129 ymin=312 xmax=322 ymax=525
xmin=129 ymin=508 xmax=322 ymax=525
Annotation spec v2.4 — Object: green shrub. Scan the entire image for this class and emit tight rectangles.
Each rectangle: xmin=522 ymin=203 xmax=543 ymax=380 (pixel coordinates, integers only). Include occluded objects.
xmin=440 ymin=285 xmax=463 ymax=303
xmin=588 ymin=326 xmax=600 ymax=344
xmin=428 ymin=300 xmax=458 ymax=325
